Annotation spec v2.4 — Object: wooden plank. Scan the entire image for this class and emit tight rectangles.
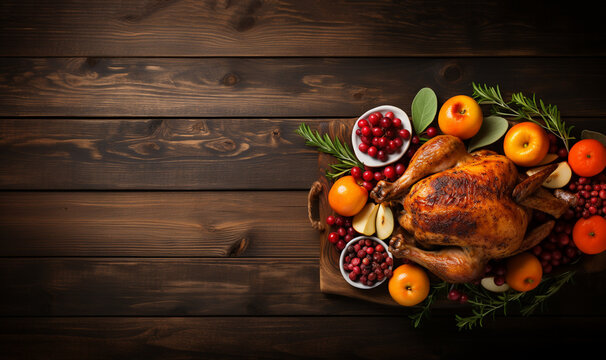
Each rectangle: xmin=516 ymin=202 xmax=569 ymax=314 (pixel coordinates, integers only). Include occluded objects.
xmin=0 ymin=258 xmax=604 ymax=317
xmin=1 ymin=118 xmax=605 ymax=191
xmin=1 ymin=58 xmax=606 ymax=117
xmin=0 ymin=191 xmax=322 ymax=257
xmin=0 ymin=118 xmax=321 ymax=190
xmin=0 ymin=258 xmax=407 ymax=316
xmin=0 ymin=316 xmax=604 ymax=359
xmin=1 ymin=1 xmax=603 ymax=57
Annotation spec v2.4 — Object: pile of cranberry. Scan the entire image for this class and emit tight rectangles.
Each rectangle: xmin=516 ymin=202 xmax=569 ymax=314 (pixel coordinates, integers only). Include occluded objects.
xmin=342 ymin=238 xmax=394 ymax=287
xmin=326 ymin=215 xmax=357 ymax=252
xmin=355 ymin=110 xmax=411 ymax=162
xmin=567 ymin=173 xmax=606 ymax=219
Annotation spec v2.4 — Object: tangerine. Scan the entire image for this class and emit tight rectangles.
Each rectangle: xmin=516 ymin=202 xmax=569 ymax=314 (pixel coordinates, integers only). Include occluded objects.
xmin=567 ymin=139 xmax=606 ymax=177
xmin=572 ymin=215 xmax=606 ymax=255
xmin=388 ymin=264 xmax=430 ymax=306
xmin=505 ymin=252 xmax=543 ymax=292
xmin=328 ymin=175 xmax=368 ymax=217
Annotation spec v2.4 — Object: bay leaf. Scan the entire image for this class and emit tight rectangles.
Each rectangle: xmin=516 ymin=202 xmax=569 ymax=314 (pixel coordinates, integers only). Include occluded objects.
xmin=467 ymin=115 xmax=509 ymax=152
xmin=581 ymin=129 xmax=606 ymax=147
xmin=411 ymin=87 xmax=437 ymax=134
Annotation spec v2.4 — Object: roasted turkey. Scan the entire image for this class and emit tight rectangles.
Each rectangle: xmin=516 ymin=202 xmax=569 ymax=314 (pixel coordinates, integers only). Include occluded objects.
xmin=371 ymin=135 xmax=572 ymax=283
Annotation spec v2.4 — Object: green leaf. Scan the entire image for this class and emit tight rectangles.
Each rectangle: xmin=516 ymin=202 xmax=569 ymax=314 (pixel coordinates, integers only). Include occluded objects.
xmin=467 ymin=116 xmax=509 ymax=152
xmin=411 ymin=87 xmax=437 ymax=134
xmin=581 ymin=129 xmax=606 ymax=147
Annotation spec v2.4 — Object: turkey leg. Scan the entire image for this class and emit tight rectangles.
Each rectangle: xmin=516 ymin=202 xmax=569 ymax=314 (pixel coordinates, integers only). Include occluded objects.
xmin=389 ymin=231 xmax=485 ymax=283
xmin=371 ymin=135 xmax=470 ymax=202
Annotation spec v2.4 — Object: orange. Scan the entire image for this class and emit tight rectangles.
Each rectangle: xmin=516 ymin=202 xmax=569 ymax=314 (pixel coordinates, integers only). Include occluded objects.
xmin=388 ymin=264 xmax=430 ymax=306
xmin=438 ymin=95 xmax=483 ymax=140
xmin=572 ymin=215 xmax=606 ymax=255
xmin=505 ymin=252 xmax=543 ymax=292
xmin=503 ymin=122 xmax=550 ymax=167
xmin=328 ymin=175 xmax=368 ymax=217
xmin=568 ymin=139 xmax=606 ymax=177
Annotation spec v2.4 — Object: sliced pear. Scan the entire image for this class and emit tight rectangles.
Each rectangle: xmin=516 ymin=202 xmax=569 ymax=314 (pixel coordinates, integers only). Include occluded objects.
xmin=537 ymin=153 xmax=559 ymax=165
xmin=526 ymin=161 xmax=572 ymax=189
xmin=480 ymin=277 xmax=510 ymax=293
xmin=375 ymin=203 xmax=394 ymax=240
xmin=352 ymin=202 xmax=379 ymax=236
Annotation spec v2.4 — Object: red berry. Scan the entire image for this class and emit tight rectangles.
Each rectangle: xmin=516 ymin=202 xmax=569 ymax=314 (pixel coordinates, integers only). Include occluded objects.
xmin=426 ymin=127 xmax=438 ymax=138
xmin=367 ymin=146 xmax=378 ymax=158
xmin=328 ymin=232 xmax=339 ymax=243
xmin=395 ymin=163 xmax=406 ymax=175
xmin=358 ymin=119 xmax=369 ymax=128
xmin=372 ymin=127 xmax=383 ymax=137
xmin=411 ymin=135 xmax=420 ymax=144
xmin=383 ymin=165 xmax=395 ymax=180
xmin=326 ymin=215 xmax=335 ymax=225
xmin=362 ymin=170 xmax=373 ymax=181
xmin=447 ymin=289 xmax=461 ymax=301
xmin=399 ymin=128 xmax=410 ymax=140
xmin=392 ymin=118 xmax=402 ymax=128
xmin=358 ymin=143 xmax=369 ymax=153
xmin=350 ymin=166 xmax=362 ymax=179
xmin=361 ymin=126 xmax=371 ymax=137
xmin=384 ymin=111 xmax=394 ymax=119
xmin=380 ymin=117 xmax=392 ymax=128
xmin=362 ymin=181 xmax=374 ymax=192
xmin=374 ymin=171 xmax=384 ymax=181
xmin=336 ymin=240 xmax=346 ymax=251
xmin=368 ymin=113 xmax=380 ymax=126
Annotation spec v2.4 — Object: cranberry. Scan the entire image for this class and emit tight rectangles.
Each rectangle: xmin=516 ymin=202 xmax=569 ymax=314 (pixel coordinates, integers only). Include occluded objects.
xmin=384 ymin=111 xmax=394 ymax=119
xmin=336 ymin=240 xmax=346 ymax=251
xmin=358 ymin=119 xmax=369 ymax=128
xmin=372 ymin=127 xmax=383 ymax=137
xmin=392 ymin=118 xmax=402 ymax=128
xmin=326 ymin=215 xmax=335 ymax=226
xmin=377 ymin=150 xmax=387 ymax=162
xmin=361 ymin=126 xmax=371 ymax=137
xmin=380 ymin=117 xmax=392 ymax=128
xmin=399 ymin=129 xmax=411 ymax=140
xmin=367 ymin=146 xmax=378 ymax=158
xmin=448 ymin=289 xmax=461 ymax=301
xmin=337 ymin=227 xmax=347 ymax=237
xmin=383 ymin=166 xmax=395 ymax=180
xmin=335 ymin=216 xmax=344 ymax=227
xmin=362 ymin=181 xmax=373 ymax=192
xmin=395 ymin=163 xmax=406 ymax=175
xmin=328 ymin=232 xmax=339 ymax=244
xmin=358 ymin=143 xmax=369 ymax=153
xmin=411 ymin=135 xmax=420 ymax=144
xmin=557 ymin=148 xmax=568 ymax=158
xmin=426 ymin=127 xmax=438 ymax=138
xmin=368 ymin=113 xmax=380 ymax=126
xmin=377 ymin=137 xmax=388 ymax=148
xmin=362 ymin=170 xmax=373 ymax=181
xmin=349 ymin=271 xmax=358 ymax=281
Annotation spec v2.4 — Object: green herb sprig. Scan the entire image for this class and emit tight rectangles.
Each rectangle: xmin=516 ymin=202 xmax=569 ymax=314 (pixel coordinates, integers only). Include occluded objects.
xmin=296 ymin=123 xmax=364 ymax=180
xmin=472 ymin=83 xmax=574 ymax=150
xmin=455 ymin=270 xmax=576 ymax=330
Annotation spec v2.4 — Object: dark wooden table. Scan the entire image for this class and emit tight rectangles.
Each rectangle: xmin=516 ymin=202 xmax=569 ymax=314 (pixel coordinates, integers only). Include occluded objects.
xmin=1 ymin=1 xmax=606 ymax=358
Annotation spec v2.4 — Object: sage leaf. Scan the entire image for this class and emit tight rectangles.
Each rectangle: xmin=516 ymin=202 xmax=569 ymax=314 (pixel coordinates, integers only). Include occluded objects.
xmin=581 ymin=129 xmax=606 ymax=147
xmin=411 ymin=87 xmax=437 ymax=134
xmin=467 ymin=116 xmax=508 ymax=152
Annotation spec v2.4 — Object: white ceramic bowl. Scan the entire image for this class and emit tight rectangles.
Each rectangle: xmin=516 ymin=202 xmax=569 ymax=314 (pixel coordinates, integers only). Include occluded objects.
xmin=351 ymin=105 xmax=412 ymax=167
xmin=339 ymin=236 xmax=394 ymax=289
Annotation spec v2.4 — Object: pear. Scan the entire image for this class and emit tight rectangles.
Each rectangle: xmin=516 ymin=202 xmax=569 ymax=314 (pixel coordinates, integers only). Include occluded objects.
xmin=526 ymin=161 xmax=572 ymax=189
xmin=352 ymin=203 xmax=379 ymax=236
xmin=480 ymin=277 xmax=510 ymax=293
xmin=375 ymin=203 xmax=394 ymax=240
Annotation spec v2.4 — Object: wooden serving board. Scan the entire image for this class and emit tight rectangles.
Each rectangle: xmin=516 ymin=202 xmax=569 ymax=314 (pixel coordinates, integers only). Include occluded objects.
xmin=309 ymin=118 xmax=606 ymax=306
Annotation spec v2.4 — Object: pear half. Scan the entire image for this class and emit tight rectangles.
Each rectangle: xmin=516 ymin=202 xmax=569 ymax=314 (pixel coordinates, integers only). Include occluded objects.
xmin=352 ymin=203 xmax=379 ymax=236
xmin=375 ymin=203 xmax=394 ymax=240
xmin=526 ymin=161 xmax=572 ymax=189
xmin=480 ymin=277 xmax=510 ymax=293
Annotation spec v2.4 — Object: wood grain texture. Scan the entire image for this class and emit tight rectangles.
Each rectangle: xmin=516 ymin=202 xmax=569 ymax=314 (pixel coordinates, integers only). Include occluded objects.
xmin=0 ymin=191 xmax=318 ymax=257
xmin=0 ymin=316 xmax=603 ymax=359
xmin=1 ymin=57 xmax=606 ymax=117
xmin=0 ymin=118 xmax=321 ymax=190
xmin=1 ymin=0 xmax=603 ymax=57
xmin=0 ymin=258 xmax=605 ymax=317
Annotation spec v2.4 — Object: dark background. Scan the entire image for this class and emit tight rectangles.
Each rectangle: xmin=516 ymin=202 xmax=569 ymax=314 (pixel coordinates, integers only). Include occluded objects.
xmin=1 ymin=1 xmax=605 ymax=358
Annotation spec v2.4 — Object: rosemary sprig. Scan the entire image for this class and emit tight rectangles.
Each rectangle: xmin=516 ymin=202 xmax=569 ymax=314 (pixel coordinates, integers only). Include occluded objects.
xmin=409 ymin=281 xmax=448 ymax=328
xmin=454 ymin=270 xmax=576 ymax=330
xmin=296 ymin=123 xmax=364 ymax=180
xmin=472 ymin=83 xmax=575 ymax=150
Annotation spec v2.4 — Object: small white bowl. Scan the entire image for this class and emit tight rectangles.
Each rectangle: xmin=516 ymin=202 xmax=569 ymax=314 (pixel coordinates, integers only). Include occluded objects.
xmin=351 ymin=105 xmax=412 ymax=167
xmin=339 ymin=236 xmax=394 ymax=289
